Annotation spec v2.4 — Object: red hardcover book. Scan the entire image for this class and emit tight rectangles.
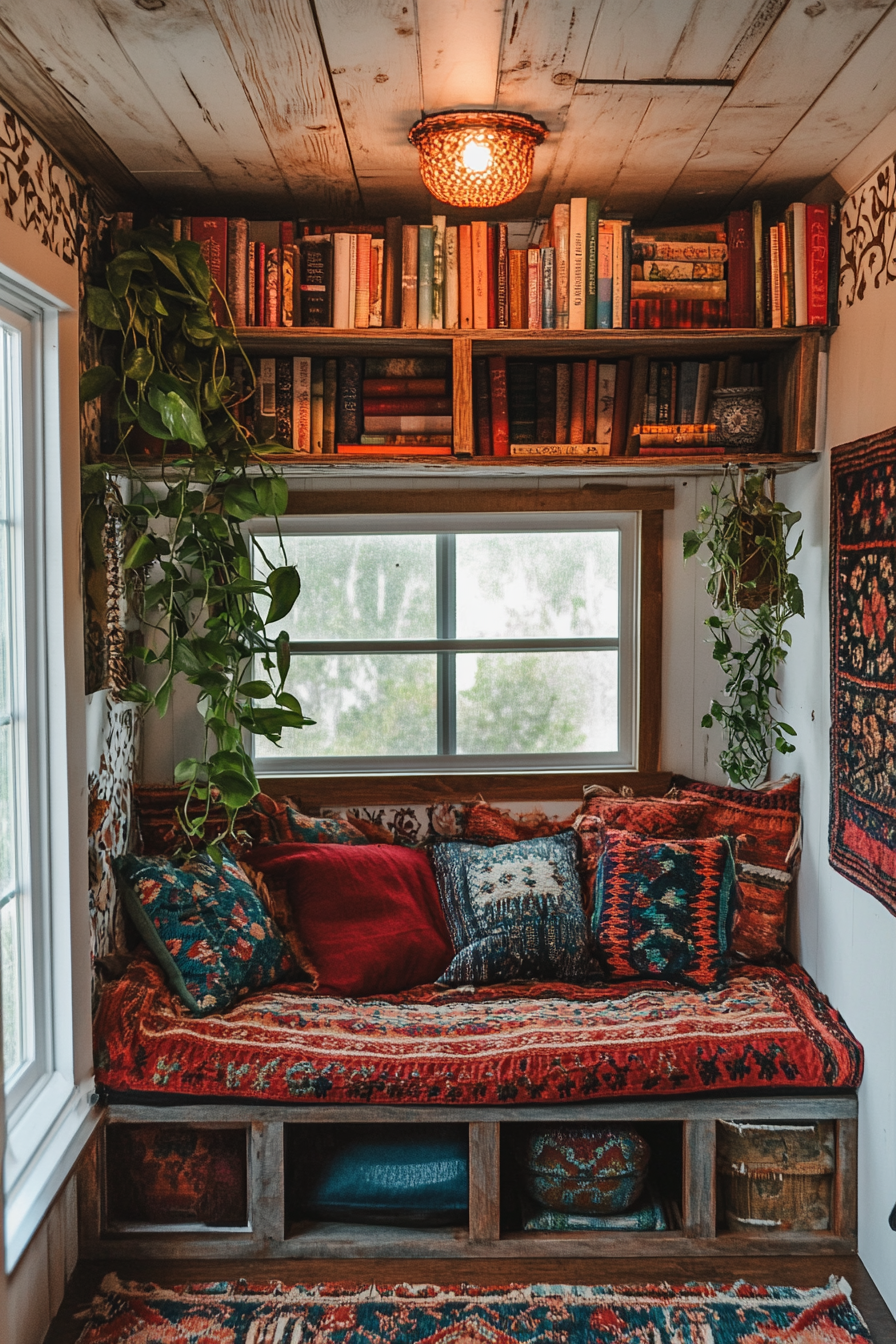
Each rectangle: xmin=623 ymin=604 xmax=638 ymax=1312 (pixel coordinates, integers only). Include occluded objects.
xmin=610 ymin=358 xmax=631 ymax=457
xmin=584 ymin=358 xmax=597 ymax=441
xmin=487 ymin=223 xmax=498 ymax=329
xmin=569 ymin=361 xmax=586 ymax=444
xmin=337 ymin=443 xmax=452 ymax=456
xmin=280 ymin=220 xmax=295 ymax=248
xmin=488 ymin=355 xmax=510 ymax=457
xmin=362 ymin=397 xmax=452 ymax=415
xmin=363 ymin=379 xmax=446 ymax=397
xmin=647 ymin=299 xmax=662 ymax=329
xmin=668 ymin=299 xmax=680 ymax=329
xmin=191 ymin=216 xmax=227 ymax=322
xmin=727 ymin=208 xmax=754 ymax=327
xmin=255 ymin=241 xmax=266 ymax=326
xmin=805 ymin=203 xmax=829 ymax=326
xmin=679 ymin=299 xmax=693 ymax=330
xmin=629 ymin=299 xmax=641 ymax=329
xmin=473 ymin=357 xmax=492 ymax=454
xmin=497 ymin=224 xmax=509 ymax=327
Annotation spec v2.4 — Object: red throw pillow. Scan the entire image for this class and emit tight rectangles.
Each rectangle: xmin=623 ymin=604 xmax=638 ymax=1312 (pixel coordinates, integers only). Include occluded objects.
xmin=246 ymin=843 xmax=453 ymax=996
xmin=462 ymin=800 xmax=579 ymax=845
xmin=579 ymin=794 xmax=708 ymax=839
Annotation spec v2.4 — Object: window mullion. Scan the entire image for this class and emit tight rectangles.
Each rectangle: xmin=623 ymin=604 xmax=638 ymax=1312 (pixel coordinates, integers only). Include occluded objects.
xmin=436 ymin=534 xmax=456 ymax=757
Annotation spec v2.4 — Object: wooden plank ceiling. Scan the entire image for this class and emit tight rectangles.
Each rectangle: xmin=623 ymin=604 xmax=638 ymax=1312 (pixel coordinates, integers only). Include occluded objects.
xmin=0 ymin=0 xmax=894 ymax=220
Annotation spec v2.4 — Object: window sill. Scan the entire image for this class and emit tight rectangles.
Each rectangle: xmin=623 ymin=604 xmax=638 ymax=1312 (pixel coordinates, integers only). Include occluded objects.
xmin=4 ymin=1076 xmax=100 ymax=1270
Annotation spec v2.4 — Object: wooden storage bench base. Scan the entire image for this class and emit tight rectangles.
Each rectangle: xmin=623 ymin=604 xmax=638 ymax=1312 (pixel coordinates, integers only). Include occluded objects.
xmin=80 ymin=1095 xmax=858 ymax=1260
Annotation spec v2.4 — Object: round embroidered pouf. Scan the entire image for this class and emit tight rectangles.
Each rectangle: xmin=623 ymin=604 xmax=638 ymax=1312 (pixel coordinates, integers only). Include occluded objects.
xmin=516 ymin=1125 xmax=651 ymax=1213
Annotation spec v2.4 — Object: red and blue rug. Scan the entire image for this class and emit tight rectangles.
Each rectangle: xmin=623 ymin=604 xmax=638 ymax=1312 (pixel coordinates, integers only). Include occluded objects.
xmin=76 ymin=1274 xmax=870 ymax=1343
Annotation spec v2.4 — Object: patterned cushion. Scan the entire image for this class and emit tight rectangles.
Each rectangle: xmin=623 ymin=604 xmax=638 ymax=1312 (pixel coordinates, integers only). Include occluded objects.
xmin=113 ymin=845 xmax=298 ymax=1016
xmin=592 ymin=830 xmax=737 ymax=988
xmin=431 ymin=832 xmax=599 ymax=986
xmin=461 ymin=800 xmax=579 ymax=846
xmin=579 ymin=793 xmax=708 ymax=839
xmin=731 ymin=861 xmax=792 ymax=964
xmin=252 ymin=793 xmax=369 ymax=846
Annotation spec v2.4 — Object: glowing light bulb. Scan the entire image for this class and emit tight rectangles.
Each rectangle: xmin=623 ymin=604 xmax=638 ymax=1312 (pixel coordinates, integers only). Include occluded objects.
xmin=462 ymin=139 xmax=492 ymax=174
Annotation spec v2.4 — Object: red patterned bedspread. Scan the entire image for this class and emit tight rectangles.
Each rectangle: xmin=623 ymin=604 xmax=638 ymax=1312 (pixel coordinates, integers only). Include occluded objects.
xmin=94 ymin=956 xmax=862 ymax=1105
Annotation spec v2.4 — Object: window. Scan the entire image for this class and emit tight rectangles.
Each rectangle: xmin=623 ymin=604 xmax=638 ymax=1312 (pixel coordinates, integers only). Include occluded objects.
xmin=250 ymin=512 xmax=639 ymax=775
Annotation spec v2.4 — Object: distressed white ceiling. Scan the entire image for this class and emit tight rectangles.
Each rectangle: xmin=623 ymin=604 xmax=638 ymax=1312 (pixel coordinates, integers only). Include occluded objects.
xmin=0 ymin=0 xmax=894 ymax=221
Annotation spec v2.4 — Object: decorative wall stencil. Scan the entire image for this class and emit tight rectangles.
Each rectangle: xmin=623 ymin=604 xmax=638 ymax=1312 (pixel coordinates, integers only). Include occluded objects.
xmin=840 ymin=155 xmax=896 ymax=308
xmin=88 ymin=698 xmax=140 ymax=990
xmin=830 ymin=425 xmax=896 ymax=915
xmin=0 ymin=99 xmax=79 ymax=264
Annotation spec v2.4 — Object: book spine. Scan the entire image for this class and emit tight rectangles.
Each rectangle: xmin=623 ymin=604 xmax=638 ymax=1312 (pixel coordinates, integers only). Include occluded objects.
xmin=401 ymin=225 xmax=418 ymax=329
xmin=348 ymin=234 xmax=358 ymax=329
xmin=337 ymin=443 xmax=452 ymax=456
xmin=584 ymin=357 xmax=597 ymax=442
xmin=417 ymin=224 xmax=435 ymax=329
xmin=364 ymin=356 xmax=448 ymax=378
xmin=693 ymin=362 xmax=711 ymax=424
xmin=553 ymin=203 xmax=570 ymax=329
xmin=569 ymin=361 xmax=586 ymax=443
xmin=459 ymin=224 xmax=473 ymax=329
xmin=497 ymin=224 xmax=509 ymax=328
xmin=645 ymin=360 xmax=659 ymax=422
xmin=354 ymin=233 xmax=371 ymax=328
xmin=555 ymin=362 xmax=571 ymax=442
xmin=596 ymin=362 xmax=616 ymax=444
xmin=527 ymin=248 xmax=541 ymax=329
xmin=191 ymin=216 xmax=227 ymax=322
xmin=632 ymin=241 xmax=729 ymax=260
xmin=363 ymin=397 xmax=452 ymax=415
xmin=791 ymin=201 xmax=808 ymax=327
xmin=431 ymin=215 xmax=445 ymax=329
xmin=630 ymin=280 xmax=728 ymax=300
xmin=535 ymin=361 xmax=556 ymax=442
xmin=569 ymin=197 xmax=587 ymax=330
xmin=678 ymin=361 xmax=699 ymax=423
xmin=634 ymin=225 xmax=727 ymax=242
xmin=227 ymin=218 xmax=248 ymax=326
xmin=360 ymin=434 xmax=453 ymax=447
xmin=337 ymin=356 xmax=362 ymax=443
xmin=265 ymin=248 xmax=281 ymax=326
xmin=310 ymin=358 xmax=324 ymax=453
xmin=640 ymin=259 xmax=726 ymax=281
xmin=248 ymin=241 xmax=256 ymax=325
xmin=255 ymin=241 xmax=267 ymax=326
xmin=333 ymin=234 xmax=353 ymax=328
xmin=473 ymin=358 xmax=492 ymax=455
xmin=511 ymin=443 xmax=610 ymax=457
xmin=621 ymin=223 xmax=632 ymax=328
xmin=509 ymin=250 xmax=526 ymax=328
xmin=597 ymin=223 xmax=613 ymax=328
xmin=610 ymin=358 xmax=630 ymax=457
xmin=541 ymin=246 xmax=556 ymax=329
xmin=827 ymin=202 xmax=840 ymax=326
xmin=585 ymin=199 xmax=600 ymax=328
xmin=292 ymin=356 xmax=311 ymax=453
xmin=781 ymin=216 xmax=795 ymax=327
xmin=726 ymin=209 xmax=753 ymax=327
xmin=507 ymin=360 xmax=537 ymax=443
xmin=323 ymin=358 xmax=338 ymax=452
xmin=364 ymin=379 xmax=446 ymax=396
xmin=770 ymin=225 xmax=782 ymax=328
xmin=443 ymin=226 xmax=459 ymax=329
xmin=275 ymin=356 xmax=292 ymax=445
xmin=752 ymin=201 xmax=764 ymax=328
xmin=656 ymin=361 xmax=672 ymax=423
xmin=488 ymin=356 xmax=510 ymax=457
xmin=472 ymin=221 xmax=489 ymax=329
xmin=369 ymin=238 xmax=384 ymax=327
xmin=611 ymin=221 xmax=625 ymax=327
xmin=487 ymin=223 xmax=498 ymax=329
xmin=363 ymin=415 xmax=453 ymax=433
xmin=299 ymin=238 xmax=333 ymax=327
xmin=805 ymin=203 xmax=829 ymax=327
xmin=257 ymin=357 xmax=277 ymax=440
xmin=281 ymin=241 xmax=295 ymax=327
xmin=383 ymin=216 xmax=403 ymax=328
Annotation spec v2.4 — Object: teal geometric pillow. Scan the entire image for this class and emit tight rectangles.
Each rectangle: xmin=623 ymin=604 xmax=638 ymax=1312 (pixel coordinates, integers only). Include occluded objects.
xmin=431 ymin=831 xmax=600 ymax=986
xmin=113 ymin=845 xmax=297 ymax=1016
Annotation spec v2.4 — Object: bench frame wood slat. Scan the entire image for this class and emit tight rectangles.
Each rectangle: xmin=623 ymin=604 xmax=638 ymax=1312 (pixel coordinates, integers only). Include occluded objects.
xmin=80 ymin=1095 xmax=858 ymax=1260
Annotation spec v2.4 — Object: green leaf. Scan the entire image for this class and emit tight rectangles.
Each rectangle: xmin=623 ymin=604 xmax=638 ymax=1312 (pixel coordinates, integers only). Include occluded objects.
xmin=265 ymin=566 xmax=300 ymax=623
xmin=136 ymin=399 xmax=175 ymax=440
xmin=80 ymin=364 xmax=117 ymax=403
xmin=123 ymin=347 xmax=155 ymax=385
xmin=136 ymin=286 xmax=168 ymax=317
xmin=682 ymin=530 xmax=703 ymax=560
xmin=701 ymin=713 xmax=713 ymax=729
xmin=148 ymin=386 xmax=207 ymax=448
xmin=212 ymin=771 xmax=257 ymax=809
xmin=222 ymin=480 xmax=259 ymax=520
xmin=276 ymin=630 xmax=291 ymax=682
xmin=174 ymin=241 xmax=212 ymax=300
xmin=123 ymin=532 xmax=158 ymax=570
xmin=120 ymin=681 xmax=153 ymax=705
xmin=238 ymin=680 xmax=273 ymax=698
xmin=254 ymin=476 xmax=289 ymax=517
xmin=106 ymin=249 xmax=153 ymax=298
xmin=86 ymin=286 xmax=123 ymax=331
xmin=173 ymin=757 xmax=203 ymax=785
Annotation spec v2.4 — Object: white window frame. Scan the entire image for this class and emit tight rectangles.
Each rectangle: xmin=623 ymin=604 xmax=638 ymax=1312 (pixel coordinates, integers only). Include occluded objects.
xmin=248 ymin=511 xmax=641 ymax=776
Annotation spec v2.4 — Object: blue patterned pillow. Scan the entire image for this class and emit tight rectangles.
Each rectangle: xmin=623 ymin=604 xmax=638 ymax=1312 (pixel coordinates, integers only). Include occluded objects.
xmin=431 ymin=832 xmax=599 ymax=985
xmin=114 ymin=845 xmax=297 ymax=1016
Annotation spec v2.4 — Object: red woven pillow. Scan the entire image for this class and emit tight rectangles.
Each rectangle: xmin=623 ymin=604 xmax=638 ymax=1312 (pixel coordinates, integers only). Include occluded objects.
xmin=578 ymin=793 xmax=708 ymax=839
xmin=246 ymin=843 xmax=453 ymax=997
xmin=461 ymin=800 xmax=579 ymax=846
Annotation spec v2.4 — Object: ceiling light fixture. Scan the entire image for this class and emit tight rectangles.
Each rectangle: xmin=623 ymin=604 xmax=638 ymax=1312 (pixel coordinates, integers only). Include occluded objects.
xmin=409 ymin=111 xmax=548 ymax=209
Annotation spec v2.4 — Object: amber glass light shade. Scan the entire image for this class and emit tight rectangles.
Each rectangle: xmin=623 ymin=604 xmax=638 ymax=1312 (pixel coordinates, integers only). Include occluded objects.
xmin=409 ymin=111 xmax=548 ymax=209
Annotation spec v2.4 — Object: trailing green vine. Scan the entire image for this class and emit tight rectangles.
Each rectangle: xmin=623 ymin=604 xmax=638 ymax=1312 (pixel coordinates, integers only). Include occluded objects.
xmin=81 ymin=222 xmax=313 ymax=843
xmin=683 ymin=470 xmax=804 ymax=788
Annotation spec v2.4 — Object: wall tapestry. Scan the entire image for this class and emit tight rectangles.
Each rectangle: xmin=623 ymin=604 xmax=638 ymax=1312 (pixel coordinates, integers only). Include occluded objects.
xmin=840 ymin=154 xmax=896 ymax=308
xmin=0 ymin=97 xmax=78 ymax=264
xmin=830 ymin=425 xmax=896 ymax=914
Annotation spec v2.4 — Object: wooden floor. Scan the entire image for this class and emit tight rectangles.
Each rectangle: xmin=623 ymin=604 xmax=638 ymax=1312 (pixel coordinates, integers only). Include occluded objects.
xmin=45 ymin=1255 xmax=896 ymax=1344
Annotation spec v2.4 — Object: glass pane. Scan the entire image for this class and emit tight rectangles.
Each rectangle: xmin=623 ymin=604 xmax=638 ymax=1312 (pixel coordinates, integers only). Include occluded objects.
xmin=0 ymin=724 xmax=12 ymax=893
xmin=255 ymin=533 xmax=437 ymax=641
xmin=455 ymin=531 xmax=619 ymax=638
xmin=2 ymin=896 xmax=23 ymax=1079
xmin=257 ymin=653 xmax=438 ymax=758
xmin=0 ymin=524 xmax=10 ymax=718
xmin=455 ymin=650 xmax=618 ymax=754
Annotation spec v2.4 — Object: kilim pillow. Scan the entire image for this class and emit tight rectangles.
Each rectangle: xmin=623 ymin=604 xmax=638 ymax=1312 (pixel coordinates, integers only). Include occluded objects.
xmin=578 ymin=793 xmax=708 ymax=839
xmin=461 ymin=800 xmax=579 ymax=846
xmin=251 ymin=792 xmax=369 ymax=846
xmin=113 ymin=845 xmax=298 ymax=1016
xmin=431 ymin=832 xmax=600 ymax=986
xmin=592 ymin=830 xmax=737 ymax=989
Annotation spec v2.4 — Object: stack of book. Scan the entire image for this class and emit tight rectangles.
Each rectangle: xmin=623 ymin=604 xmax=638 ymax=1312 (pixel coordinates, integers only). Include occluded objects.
xmin=633 ymin=354 xmax=765 ymax=454
xmin=476 ymin=356 xmax=631 ymax=457
xmin=244 ymin=354 xmax=452 ymax=455
xmin=630 ymin=224 xmax=728 ymax=329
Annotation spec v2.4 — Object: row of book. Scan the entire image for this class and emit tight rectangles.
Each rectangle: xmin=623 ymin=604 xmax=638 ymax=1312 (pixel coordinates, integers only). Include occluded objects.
xmin=170 ymin=201 xmax=838 ymax=333
xmin=244 ymin=355 xmax=452 ymax=455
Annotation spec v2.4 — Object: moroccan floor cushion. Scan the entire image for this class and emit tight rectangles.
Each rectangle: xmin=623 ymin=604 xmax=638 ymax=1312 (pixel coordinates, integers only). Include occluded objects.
xmin=73 ymin=1275 xmax=872 ymax=1344
xmin=514 ymin=1125 xmax=650 ymax=1214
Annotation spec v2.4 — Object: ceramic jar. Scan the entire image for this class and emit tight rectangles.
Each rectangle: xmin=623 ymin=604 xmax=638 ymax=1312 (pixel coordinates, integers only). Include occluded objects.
xmin=710 ymin=386 xmax=766 ymax=449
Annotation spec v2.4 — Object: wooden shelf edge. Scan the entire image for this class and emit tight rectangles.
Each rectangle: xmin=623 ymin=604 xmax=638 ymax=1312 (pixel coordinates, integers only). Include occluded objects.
xmin=257 ymin=770 xmax=674 ymax=807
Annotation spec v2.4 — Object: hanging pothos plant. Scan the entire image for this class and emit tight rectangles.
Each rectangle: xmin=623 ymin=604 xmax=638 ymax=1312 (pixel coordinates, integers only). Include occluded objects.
xmin=683 ymin=470 xmax=804 ymax=788
xmin=81 ymin=222 xmax=313 ymax=843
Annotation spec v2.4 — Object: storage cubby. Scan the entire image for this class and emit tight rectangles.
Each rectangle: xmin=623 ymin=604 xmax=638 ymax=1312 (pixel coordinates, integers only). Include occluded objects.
xmin=714 ymin=1118 xmax=838 ymax=1236
xmin=103 ymin=1123 xmax=249 ymax=1232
